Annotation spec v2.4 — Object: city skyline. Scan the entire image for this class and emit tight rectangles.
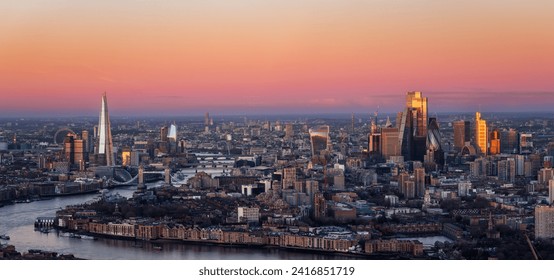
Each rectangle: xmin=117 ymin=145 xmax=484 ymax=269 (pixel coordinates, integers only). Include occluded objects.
xmin=1 ymin=1 xmax=554 ymax=116
xmin=1 ymin=85 xmax=554 ymax=261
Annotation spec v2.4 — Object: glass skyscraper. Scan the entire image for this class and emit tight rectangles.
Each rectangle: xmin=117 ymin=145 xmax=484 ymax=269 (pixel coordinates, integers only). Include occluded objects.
xmin=475 ymin=112 xmax=488 ymax=156
xmin=398 ymin=91 xmax=428 ymax=161
xmin=96 ymin=93 xmax=115 ymax=166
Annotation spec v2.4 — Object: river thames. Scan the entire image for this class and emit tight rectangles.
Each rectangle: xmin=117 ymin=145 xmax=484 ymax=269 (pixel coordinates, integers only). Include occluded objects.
xmin=0 ymin=183 xmax=358 ymax=260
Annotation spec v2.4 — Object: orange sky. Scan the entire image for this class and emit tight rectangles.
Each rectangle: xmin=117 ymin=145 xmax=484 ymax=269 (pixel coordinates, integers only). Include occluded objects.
xmin=1 ymin=1 xmax=553 ymax=116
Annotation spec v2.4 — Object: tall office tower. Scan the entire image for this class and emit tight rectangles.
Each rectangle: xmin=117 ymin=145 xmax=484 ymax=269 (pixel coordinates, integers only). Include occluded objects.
xmin=309 ymin=125 xmax=331 ymax=157
xmin=168 ymin=124 xmax=177 ymax=142
xmin=93 ymin=125 xmax=98 ymax=141
xmin=425 ymin=117 xmax=444 ymax=169
xmin=453 ymin=120 xmax=471 ymax=151
xmin=305 ymin=180 xmax=319 ymax=202
xmin=475 ymin=112 xmax=488 ymax=155
xmin=489 ymin=128 xmax=501 ymax=155
xmin=501 ymin=129 xmax=519 ymax=154
xmin=82 ymin=130 xmax=91 ymax=162
xmin=507 ymin=158 xmax=516 ymax=183
xmin=167 ymin=124 xmax=178 ymax=154
xmin=282 ymin=167 xmax=297 ymax=189
xmin=548 ymin=179 xmax=554 ymax=205
xmin=398 ymin=172 xmax=409 ymax=195
xmin=402 ymin=181 xmax=416 ymax=199
xmin=368 ymin=119 xmax=381 ymax=155
xmin=535 ymin=205 xmax=554 ymax=239
xmin=204 ymin=112 xmax=210 ymax=126
xmin=96 ymin=93 xmax=115 ymax=166
xmin=519 ymin=133 xmax=533 ymax=154
xmin=160 ymin=126 xmax=168 ymax=142
xmin=414 ymin=167 xmax=426 ymax=197
xmin=64 ymin=133 xmax=84 ymax=168
xmin=63 ymin=133 xmax=76 ymax=165
xmin=524 ymin=159 xmax=534 ymax=177
xmin=470 ymin=157 xmax=490 ymax=177
xmin=497 ymin=159 xmax=516 ymax=183
xmin=530 ymin=154 xmax=542 ymax=176
xmin=121 ymin=147 xmax=131 ymax=167
xmin=398 ymin=91 xmax=428 ymax=161
xmin=313 ymin=192 xmax=327 ymax=221
xmin=381 ymin=127 xmax=400 ymax=159
xmin=74 ymin=138 xmax=84 ymax=169
xmin=515 ymin=155 xmax=525 ymax=176
xmin=284 ymin=123 xmax=294 ymax=140
xmin=178 ymin=140 xmax=186 ymax=154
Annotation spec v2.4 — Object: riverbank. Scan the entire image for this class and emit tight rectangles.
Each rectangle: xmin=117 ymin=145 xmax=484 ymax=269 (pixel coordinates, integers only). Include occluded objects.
xmin=0 ymin=243 xmax=81 ymax=260
xmin=55 ymin=227 xmax=427 ymax=260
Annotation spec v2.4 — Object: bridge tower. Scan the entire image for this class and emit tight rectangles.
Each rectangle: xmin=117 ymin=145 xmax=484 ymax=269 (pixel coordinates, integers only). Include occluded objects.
xmin=137 ymin=165 xmax=146 ymax=192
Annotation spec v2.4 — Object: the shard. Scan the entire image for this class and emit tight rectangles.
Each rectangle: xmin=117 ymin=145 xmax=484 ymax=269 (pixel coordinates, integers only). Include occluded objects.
xmin=96 ymin=92 xmax=115 ymax=166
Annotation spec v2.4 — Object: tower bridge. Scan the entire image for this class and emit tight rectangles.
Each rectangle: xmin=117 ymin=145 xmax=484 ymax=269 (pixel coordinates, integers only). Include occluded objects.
xmin=109 ymin=166 xmax=228 ymax=187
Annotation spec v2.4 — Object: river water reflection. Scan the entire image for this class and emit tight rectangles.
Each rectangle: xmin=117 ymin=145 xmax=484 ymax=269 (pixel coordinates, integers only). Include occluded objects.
xmin=0 ymin=184 xmax=355 ymax=260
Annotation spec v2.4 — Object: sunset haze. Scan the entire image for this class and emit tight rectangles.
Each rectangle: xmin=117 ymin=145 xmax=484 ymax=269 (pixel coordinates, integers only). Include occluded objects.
xmin=1 ymin=1 xmax=553 ymax=116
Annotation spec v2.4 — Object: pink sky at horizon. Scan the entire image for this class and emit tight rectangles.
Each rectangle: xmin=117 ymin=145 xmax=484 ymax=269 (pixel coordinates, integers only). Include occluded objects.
xmin=1 ymin=1 xmax=553 ymax=116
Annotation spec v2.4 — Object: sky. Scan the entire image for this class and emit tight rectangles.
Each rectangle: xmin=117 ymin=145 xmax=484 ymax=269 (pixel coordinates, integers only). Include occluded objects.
xmin=1 ymin=1 xmax=553 ymax=116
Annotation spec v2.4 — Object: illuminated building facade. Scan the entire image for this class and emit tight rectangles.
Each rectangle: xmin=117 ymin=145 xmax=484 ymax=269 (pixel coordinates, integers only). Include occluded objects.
xmin=381 ymin=127 xmax=400 ymax=159
xmin=425 ymin=117 xmax=444 ymax=170
xmin=368 ymin=119 xmax=381 ymax=155
xmin=453 ymin=120 xmax=471 ymax=151
xmin=167 ymin=124 xmax=177 ymax=154
xmin=489 ymin=128 xmax=501 ymax=155
xmin=95 ymin=93 xmax=115 ymax=166
xmin=160 ymin=126 xmax=168 ymax=142
xmin=121 ymin=147 xmax=131 ymax=167
xmin=398 ymin=91 xmax=428 ymax=161
xmin=309 ymin=125 xmax=331 ymax=158
xmin=475 ymin=112 xmax=488 ymax=155
xmin=520 ymin=133 xmax=533 ymax=154
xmin=63 ymin=133 xmax=84 ymax=169
xmin=82 ymin=130 xmax=91 ymax=161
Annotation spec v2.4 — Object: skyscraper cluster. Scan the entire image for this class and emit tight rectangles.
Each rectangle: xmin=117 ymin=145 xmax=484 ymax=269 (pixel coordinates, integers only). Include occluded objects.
xmin=367 ymin=91 xmax=444 ymax=171
xmin=398 ymin=91 xmax=429 ymax=162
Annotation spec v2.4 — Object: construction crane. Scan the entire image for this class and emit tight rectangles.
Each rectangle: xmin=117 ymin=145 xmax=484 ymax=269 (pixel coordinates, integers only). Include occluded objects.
xmin=524 ymin=233 xmax=541 ymax=260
